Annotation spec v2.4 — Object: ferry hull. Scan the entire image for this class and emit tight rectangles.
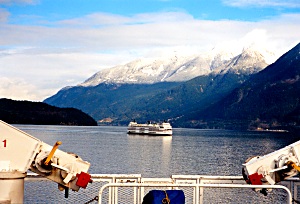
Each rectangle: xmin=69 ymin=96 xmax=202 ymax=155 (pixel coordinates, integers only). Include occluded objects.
xmin=127 ymin=130 xmax=172 ymax=136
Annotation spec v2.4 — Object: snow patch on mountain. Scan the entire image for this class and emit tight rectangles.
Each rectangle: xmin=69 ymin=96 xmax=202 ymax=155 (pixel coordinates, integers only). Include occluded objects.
xmin=80 ymin=45 xmax=275 ymax=87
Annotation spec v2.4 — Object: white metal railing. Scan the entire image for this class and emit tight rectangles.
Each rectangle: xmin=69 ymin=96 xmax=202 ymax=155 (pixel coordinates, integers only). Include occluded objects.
xmin=98 ymin=183 xmax=293 ymax=204
xmin=25 ymin=174 xmax=300 ymax=204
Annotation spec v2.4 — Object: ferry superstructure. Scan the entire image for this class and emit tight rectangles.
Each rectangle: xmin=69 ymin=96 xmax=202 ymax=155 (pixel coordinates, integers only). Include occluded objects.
xmin=127 ymin=120 xmax=172 ymax=136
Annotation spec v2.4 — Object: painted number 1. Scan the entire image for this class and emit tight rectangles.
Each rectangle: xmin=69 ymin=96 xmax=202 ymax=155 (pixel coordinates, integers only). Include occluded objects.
xmin=2 ymin=139 xmax=6 ymax=147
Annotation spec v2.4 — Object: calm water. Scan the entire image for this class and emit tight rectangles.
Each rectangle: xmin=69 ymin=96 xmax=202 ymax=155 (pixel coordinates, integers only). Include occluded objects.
xmin=15 ymin=125 xmax=300 ymax=203
xmin=15 ymin=125 xmax=299 ymax=177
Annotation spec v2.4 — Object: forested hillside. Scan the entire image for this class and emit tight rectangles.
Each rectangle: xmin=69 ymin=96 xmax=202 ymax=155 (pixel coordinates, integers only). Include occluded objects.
xmin=185 ymin=43 xmax=300 ymax=130
xmin=0 ymin=98 xmax=97 ymax=126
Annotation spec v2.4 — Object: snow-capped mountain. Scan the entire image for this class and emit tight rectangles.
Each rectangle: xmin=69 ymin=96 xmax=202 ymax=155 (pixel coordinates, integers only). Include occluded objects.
xmin=80 ymin=46 xmax=275 ymax=87
xmin=44 ymin=43 xmax=300 ymax=129
xmin=213 ymin=47 xmax=272 ymax=75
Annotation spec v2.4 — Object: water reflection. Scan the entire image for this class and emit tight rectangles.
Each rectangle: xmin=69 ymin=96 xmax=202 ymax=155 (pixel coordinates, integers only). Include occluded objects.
xmin=127 ymin=135 xmax=172 ymax=177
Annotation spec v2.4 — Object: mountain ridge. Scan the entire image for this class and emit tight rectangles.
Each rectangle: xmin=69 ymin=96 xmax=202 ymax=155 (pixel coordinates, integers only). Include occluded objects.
xmin=79 ymin=46 xmax=272 ymax=87
xmin=182 ymin=43 xmax=300 ymax=130
xmin=44 ymin=46 xmax=274 ymax=127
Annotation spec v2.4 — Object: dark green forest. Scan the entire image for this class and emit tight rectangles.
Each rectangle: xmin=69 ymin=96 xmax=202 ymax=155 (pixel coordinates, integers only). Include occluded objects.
xmin=0 ymin=98 xmax=97 ymax=126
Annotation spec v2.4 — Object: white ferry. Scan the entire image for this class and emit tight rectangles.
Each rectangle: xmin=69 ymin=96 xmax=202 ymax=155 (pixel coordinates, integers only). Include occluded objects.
xmin=127 ymin=120 xmax=172 ymax=136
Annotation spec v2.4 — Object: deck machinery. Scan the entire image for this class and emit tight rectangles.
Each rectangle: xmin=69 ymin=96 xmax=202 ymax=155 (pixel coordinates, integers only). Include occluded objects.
xmin=243 ymin=140 xmax=300 ymax=195
xmin=0 ymin=120 xmax=92 ymax=203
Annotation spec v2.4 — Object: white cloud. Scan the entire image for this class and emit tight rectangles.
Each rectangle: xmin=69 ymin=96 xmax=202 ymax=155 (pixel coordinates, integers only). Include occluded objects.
xmin=0 ymin=11 xmax=299 ymax=101
xmin=0 ymin=12 xmax=250 ymax=52
xmin=58 ymin=13 xmax=132 ymax=27
xmin=1 ymin=11 xmax=298 ymax=54
xmin=0 ymin=50 xmax=137 ymax=100
xmin=222 ymin=0 xmax=300 ymax=8
xmin=0 ymin=77 xmax=41 ymax=101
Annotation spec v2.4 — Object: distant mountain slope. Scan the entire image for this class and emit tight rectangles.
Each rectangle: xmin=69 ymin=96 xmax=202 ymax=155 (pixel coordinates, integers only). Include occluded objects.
xmin=45 ymin=73 xmax=251 ymax=125
xmin=44 ymin=82 xmax=181 ymax=124
xmin=115 ymin=72 xmax=251 ymax=125
xmin=0 ymin=98 xmax=97 ymax=126
xmin=188 ymin=43 xmax=300 ymax=130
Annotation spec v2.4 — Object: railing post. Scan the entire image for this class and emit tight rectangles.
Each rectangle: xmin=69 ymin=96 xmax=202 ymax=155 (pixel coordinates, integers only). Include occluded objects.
xmin=199 ymin=178 xmax=203 ymax=204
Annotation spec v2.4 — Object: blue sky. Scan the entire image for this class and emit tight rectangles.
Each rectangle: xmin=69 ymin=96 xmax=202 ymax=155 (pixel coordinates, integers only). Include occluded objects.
xmin=3 ymin=0 xmax=299 ymax=23
xmin=0 ymin=0 xmax=300 ymax=101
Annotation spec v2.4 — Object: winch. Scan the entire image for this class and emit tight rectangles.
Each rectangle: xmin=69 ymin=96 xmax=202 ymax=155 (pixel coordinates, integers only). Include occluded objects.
xmin=0 ymin=120 xmax=92 ymax=203
xmin=242 ymin=140 xmax=300 ymax=195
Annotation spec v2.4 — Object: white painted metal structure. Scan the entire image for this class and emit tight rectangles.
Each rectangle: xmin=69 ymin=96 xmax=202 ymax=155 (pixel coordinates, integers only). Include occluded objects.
xmin=24 ymin=173 xmax=300 ymax=204
xmin=243 ymin=140 xmax=300 ymax=187
xmin=96 ymin=175 xmax=294 ymax=204
xmin=0 ymin=120 xmax=92 ymax=203
xmin=0 ymin=172 xmax=26 ymax=203
xmin=98 ymin=183 xmax=292 ymax=204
